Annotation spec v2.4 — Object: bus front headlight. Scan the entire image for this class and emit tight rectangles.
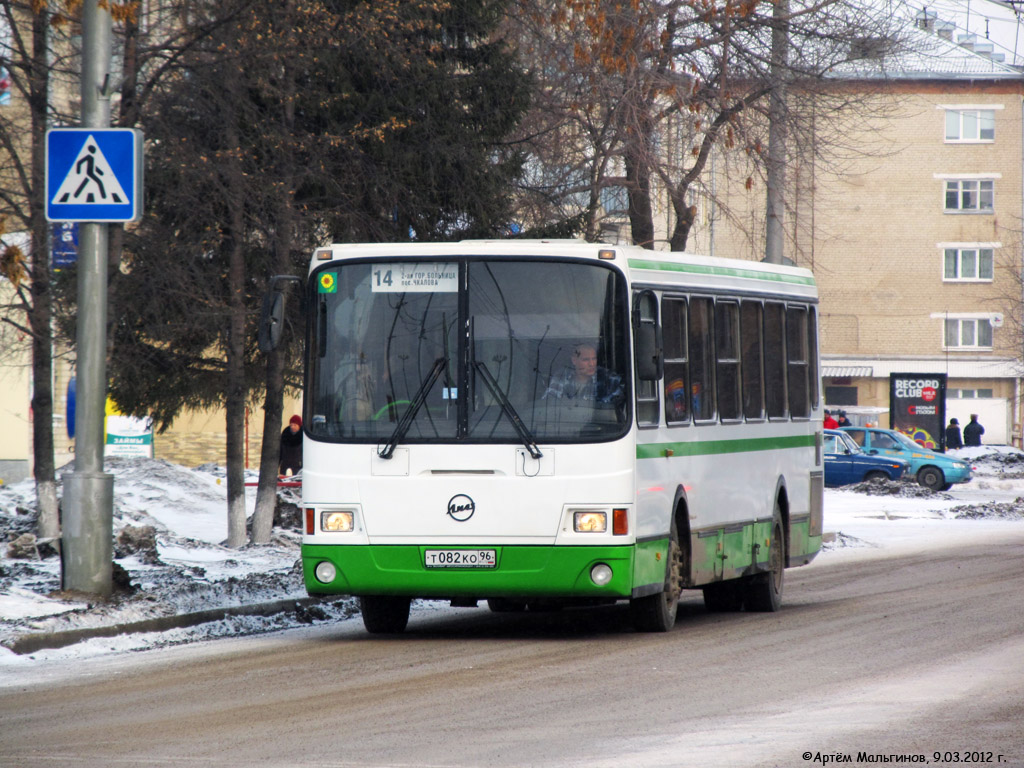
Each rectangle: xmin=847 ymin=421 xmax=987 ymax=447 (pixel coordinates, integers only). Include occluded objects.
xmin=574 ymin=511 xmax=607 ymax=533
xmin=321 ymin=511 xmax=354 ymax=532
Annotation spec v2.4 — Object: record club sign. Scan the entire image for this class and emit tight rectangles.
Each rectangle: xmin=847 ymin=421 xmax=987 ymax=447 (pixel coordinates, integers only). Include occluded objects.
xmin=889 ymin=374 xmax=947 ymax=450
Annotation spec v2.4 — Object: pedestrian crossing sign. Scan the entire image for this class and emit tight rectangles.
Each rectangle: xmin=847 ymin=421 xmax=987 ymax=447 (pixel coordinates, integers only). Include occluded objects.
xmin=46 ymin=128 xmax=143 ymax=223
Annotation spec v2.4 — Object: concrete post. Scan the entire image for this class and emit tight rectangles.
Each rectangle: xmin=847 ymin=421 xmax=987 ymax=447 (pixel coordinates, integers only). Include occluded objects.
xmin=61 ymin=0 xmax=114 ymax=596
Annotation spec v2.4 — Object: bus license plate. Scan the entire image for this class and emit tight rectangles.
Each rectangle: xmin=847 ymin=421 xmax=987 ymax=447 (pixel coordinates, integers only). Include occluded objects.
xmin=424 ymin=549 xmax=496 ymax=569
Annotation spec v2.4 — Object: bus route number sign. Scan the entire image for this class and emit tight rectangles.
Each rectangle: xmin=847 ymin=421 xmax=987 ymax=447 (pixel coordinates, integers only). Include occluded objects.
xmin=372 ymin=263 xmax=458 ymax=293
xmin=424 ymin=549 xmax=496 ymax=568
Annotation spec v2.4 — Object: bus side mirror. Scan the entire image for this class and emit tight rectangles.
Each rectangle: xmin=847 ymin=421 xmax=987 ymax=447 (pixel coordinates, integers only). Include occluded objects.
xmin=632 ymin=290 xmax=663 ymax=382
xmin=258 ymin=275 xmax=303 ymax=353
xmin=635 ymin=322 xmax=663 ymax=381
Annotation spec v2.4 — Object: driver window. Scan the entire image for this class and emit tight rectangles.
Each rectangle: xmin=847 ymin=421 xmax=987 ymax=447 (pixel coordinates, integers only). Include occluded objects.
xmin=845 ymin=429 xmax=866 ymax=446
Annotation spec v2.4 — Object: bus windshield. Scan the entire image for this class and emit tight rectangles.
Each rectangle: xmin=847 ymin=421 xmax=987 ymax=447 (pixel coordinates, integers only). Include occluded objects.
xmin=307 ymin=258 xmax=630 ymax=445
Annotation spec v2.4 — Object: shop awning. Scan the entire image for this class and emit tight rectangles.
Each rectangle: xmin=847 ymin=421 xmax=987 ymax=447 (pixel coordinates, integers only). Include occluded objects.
xmin=822 ymin=366 xmax=873 ymax=378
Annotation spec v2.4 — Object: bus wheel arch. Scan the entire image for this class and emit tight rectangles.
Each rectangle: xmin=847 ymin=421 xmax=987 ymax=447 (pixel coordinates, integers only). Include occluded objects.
xmin=629 ymin=502 xmax=685 ymax=632
xmin=671 ymin=489 xmax=694 ymax=588
xmin=743 ymin=493 xmax=786 ymax=612
xmin=773 ymin=479 xmax=791 ymax=568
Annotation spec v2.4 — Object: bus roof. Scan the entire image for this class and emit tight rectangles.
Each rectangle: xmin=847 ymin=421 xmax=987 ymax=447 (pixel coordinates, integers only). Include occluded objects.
xmin=311 ymin=240 xmax=817 ymax=299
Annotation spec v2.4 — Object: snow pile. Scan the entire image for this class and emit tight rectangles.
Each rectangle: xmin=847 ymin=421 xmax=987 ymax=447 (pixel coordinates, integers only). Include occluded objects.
xmin=0 ymin=459 xmax=356 ymax=658
xmin=838 ymin=478 xmax=951 ymax=498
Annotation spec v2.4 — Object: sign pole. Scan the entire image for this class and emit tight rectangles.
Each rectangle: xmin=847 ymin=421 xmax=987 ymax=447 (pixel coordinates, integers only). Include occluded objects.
xmin=62 ymin=0 xmax=114 ymax=597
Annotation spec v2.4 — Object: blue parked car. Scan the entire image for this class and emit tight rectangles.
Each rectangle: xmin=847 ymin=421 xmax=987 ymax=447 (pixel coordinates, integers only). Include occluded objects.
xmin=840 ymin=426 xmax=972 ymax=491
xmin=824 ymin=429 xmax=909 ymax=487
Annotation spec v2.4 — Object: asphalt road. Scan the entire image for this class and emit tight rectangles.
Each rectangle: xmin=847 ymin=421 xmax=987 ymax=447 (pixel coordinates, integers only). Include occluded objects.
xmin=3 ymin=533 xmax=1023 ymax=768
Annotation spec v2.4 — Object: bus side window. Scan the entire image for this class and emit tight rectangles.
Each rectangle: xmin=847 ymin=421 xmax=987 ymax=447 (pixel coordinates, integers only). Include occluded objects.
xmin=663 ymin=297 xmax=688 ymax=424
xmin=689 ymin=297 xmax=716 ymax=422
xmin=764 ymin=302 xmax=787 ymax=419
xmin=808 ymin=306 xmax=820 ymax=410
xmin=716 ymin=300 xmax=741 ymax=422
xmin=741 ymin=301 xmax=765 ymax=420
xmin=787 ymin=306 xmax=810 ymax=419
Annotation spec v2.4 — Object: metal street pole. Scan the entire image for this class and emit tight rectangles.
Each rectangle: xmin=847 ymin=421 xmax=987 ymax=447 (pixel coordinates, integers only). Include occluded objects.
xmin=62 ymin=0 xmax=113 ymax=596
xmin=764 ymin=0 xmax=789 ymax=265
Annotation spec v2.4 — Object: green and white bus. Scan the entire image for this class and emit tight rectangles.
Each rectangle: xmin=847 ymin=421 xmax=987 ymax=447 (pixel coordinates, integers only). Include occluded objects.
xmin=263 ymin=240 xmax=824 ymax=633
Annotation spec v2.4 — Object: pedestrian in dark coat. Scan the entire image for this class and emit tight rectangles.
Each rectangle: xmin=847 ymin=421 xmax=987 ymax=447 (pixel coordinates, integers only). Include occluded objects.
xmin=945 ymin=418 xmax=963 ymax=450
xmin=280 ymin=414 xmax=303 ymax=475
xmin=963 ymin=414 xmax=985 ymax=447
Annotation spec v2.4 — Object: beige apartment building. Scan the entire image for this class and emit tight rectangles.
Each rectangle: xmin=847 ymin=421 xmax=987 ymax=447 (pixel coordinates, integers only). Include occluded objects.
xmin=639 ymin=13 xmax=1024 ymax=445
xmin=819 ymin=17 xmax=1022 ymax=445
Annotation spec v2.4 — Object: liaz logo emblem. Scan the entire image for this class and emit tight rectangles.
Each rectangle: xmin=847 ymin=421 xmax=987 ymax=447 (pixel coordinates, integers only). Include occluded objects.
xmin=447 ymin=494 xmax=475 ymax=522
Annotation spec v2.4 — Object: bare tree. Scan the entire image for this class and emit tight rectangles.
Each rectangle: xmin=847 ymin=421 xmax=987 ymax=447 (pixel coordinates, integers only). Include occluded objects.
xmin=508 ymin=0 xmax=910 ymax=252
xmin=0 ymin=0 xmax=77 ymax=543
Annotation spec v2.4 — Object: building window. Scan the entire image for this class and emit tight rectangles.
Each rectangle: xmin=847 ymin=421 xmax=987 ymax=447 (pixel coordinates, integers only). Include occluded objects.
xmin=945 ymin=109 xmax=995 ymax=142
xmin=944 ymin=179 xmax=993 ymax=212
xmin=944 ymin=318 xmax=993 ymax=350
xmin=943 ymin=248 xmax=994 ymax=281
xmin=949 ymin=388 xmax=994 ymax=398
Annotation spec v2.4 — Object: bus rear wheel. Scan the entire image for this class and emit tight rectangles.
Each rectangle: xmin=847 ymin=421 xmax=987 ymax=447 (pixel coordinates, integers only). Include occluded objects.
xmin=630 ymin=519 xmax=682 ymax=632
xmin=360 ymin=596 xmax=411 ymax=634
xmin=743 ymin=514 xmax=785 ymax=612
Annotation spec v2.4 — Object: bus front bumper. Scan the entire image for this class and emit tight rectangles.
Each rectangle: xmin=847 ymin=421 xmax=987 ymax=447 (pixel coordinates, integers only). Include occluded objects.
xmin=302 ymin=543 xmax=637 ymax=600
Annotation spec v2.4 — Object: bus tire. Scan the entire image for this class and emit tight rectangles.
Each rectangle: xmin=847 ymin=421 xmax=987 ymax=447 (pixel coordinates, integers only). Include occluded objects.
xmin=630 ymin=518 xmax=681 ymax=632
xmin=744 ymin=513 xmax=785 ymax=613
xmin=360 ymin=596 xmax=411 ymax=634
xmin=703 ymin=581 xmax=744 ymax=612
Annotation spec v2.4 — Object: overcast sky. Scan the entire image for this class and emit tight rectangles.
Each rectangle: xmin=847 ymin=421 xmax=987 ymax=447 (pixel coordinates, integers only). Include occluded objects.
xmin=899 ymin=0 xmax=1024 ymax=64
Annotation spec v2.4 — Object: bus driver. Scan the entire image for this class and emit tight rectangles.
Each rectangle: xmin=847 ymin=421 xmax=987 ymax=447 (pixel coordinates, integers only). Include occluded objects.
xmin=543 ymin=343 xmax=624 ymax=405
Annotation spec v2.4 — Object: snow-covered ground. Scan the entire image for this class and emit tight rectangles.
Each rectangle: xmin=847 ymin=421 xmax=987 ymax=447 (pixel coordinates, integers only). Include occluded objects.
xmin=2 ymin=447 xmax=1023 ymax=669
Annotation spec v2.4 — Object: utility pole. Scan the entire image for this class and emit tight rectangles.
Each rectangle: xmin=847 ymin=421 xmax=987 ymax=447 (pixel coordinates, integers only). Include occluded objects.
xmin=61 ymin=0 xmax=114 ymax=597
xmin=764 ymin=0 xmax=789 ymax=265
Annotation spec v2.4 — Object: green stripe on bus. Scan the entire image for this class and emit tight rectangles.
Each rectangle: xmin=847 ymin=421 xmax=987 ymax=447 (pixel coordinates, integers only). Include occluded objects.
xmin=627 ymin=258 xmax=816 ymax=286
xmin=636 ymin=433 xmax=815 ymax=460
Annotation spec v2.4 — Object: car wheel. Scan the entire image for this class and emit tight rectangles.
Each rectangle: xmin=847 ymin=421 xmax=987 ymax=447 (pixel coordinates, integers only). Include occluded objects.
xmin=940 ymin=482 xmax=953 ymax=491
xmin=917 ymin=466 xmax=944 ymax=491
xmin=865 ymin=470 xmax=888 ymax=483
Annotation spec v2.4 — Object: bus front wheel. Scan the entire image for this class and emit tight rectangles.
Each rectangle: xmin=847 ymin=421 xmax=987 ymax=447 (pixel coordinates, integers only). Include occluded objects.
xmin=360 ymin=596 xmax=411 ymax=634
xmin=630 ymin=519 xmax=682 ymax=632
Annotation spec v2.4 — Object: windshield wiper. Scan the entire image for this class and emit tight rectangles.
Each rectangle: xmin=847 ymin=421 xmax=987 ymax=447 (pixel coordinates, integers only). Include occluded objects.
xmin=473 ymin=360 xmax=542 ymax=460
xmin=378 ymin=357 xmax=446 ymax=460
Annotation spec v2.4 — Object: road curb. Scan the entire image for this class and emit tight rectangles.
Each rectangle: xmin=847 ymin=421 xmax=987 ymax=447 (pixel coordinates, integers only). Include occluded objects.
xmin=5 ymin=597 xmax=324 ymax=656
